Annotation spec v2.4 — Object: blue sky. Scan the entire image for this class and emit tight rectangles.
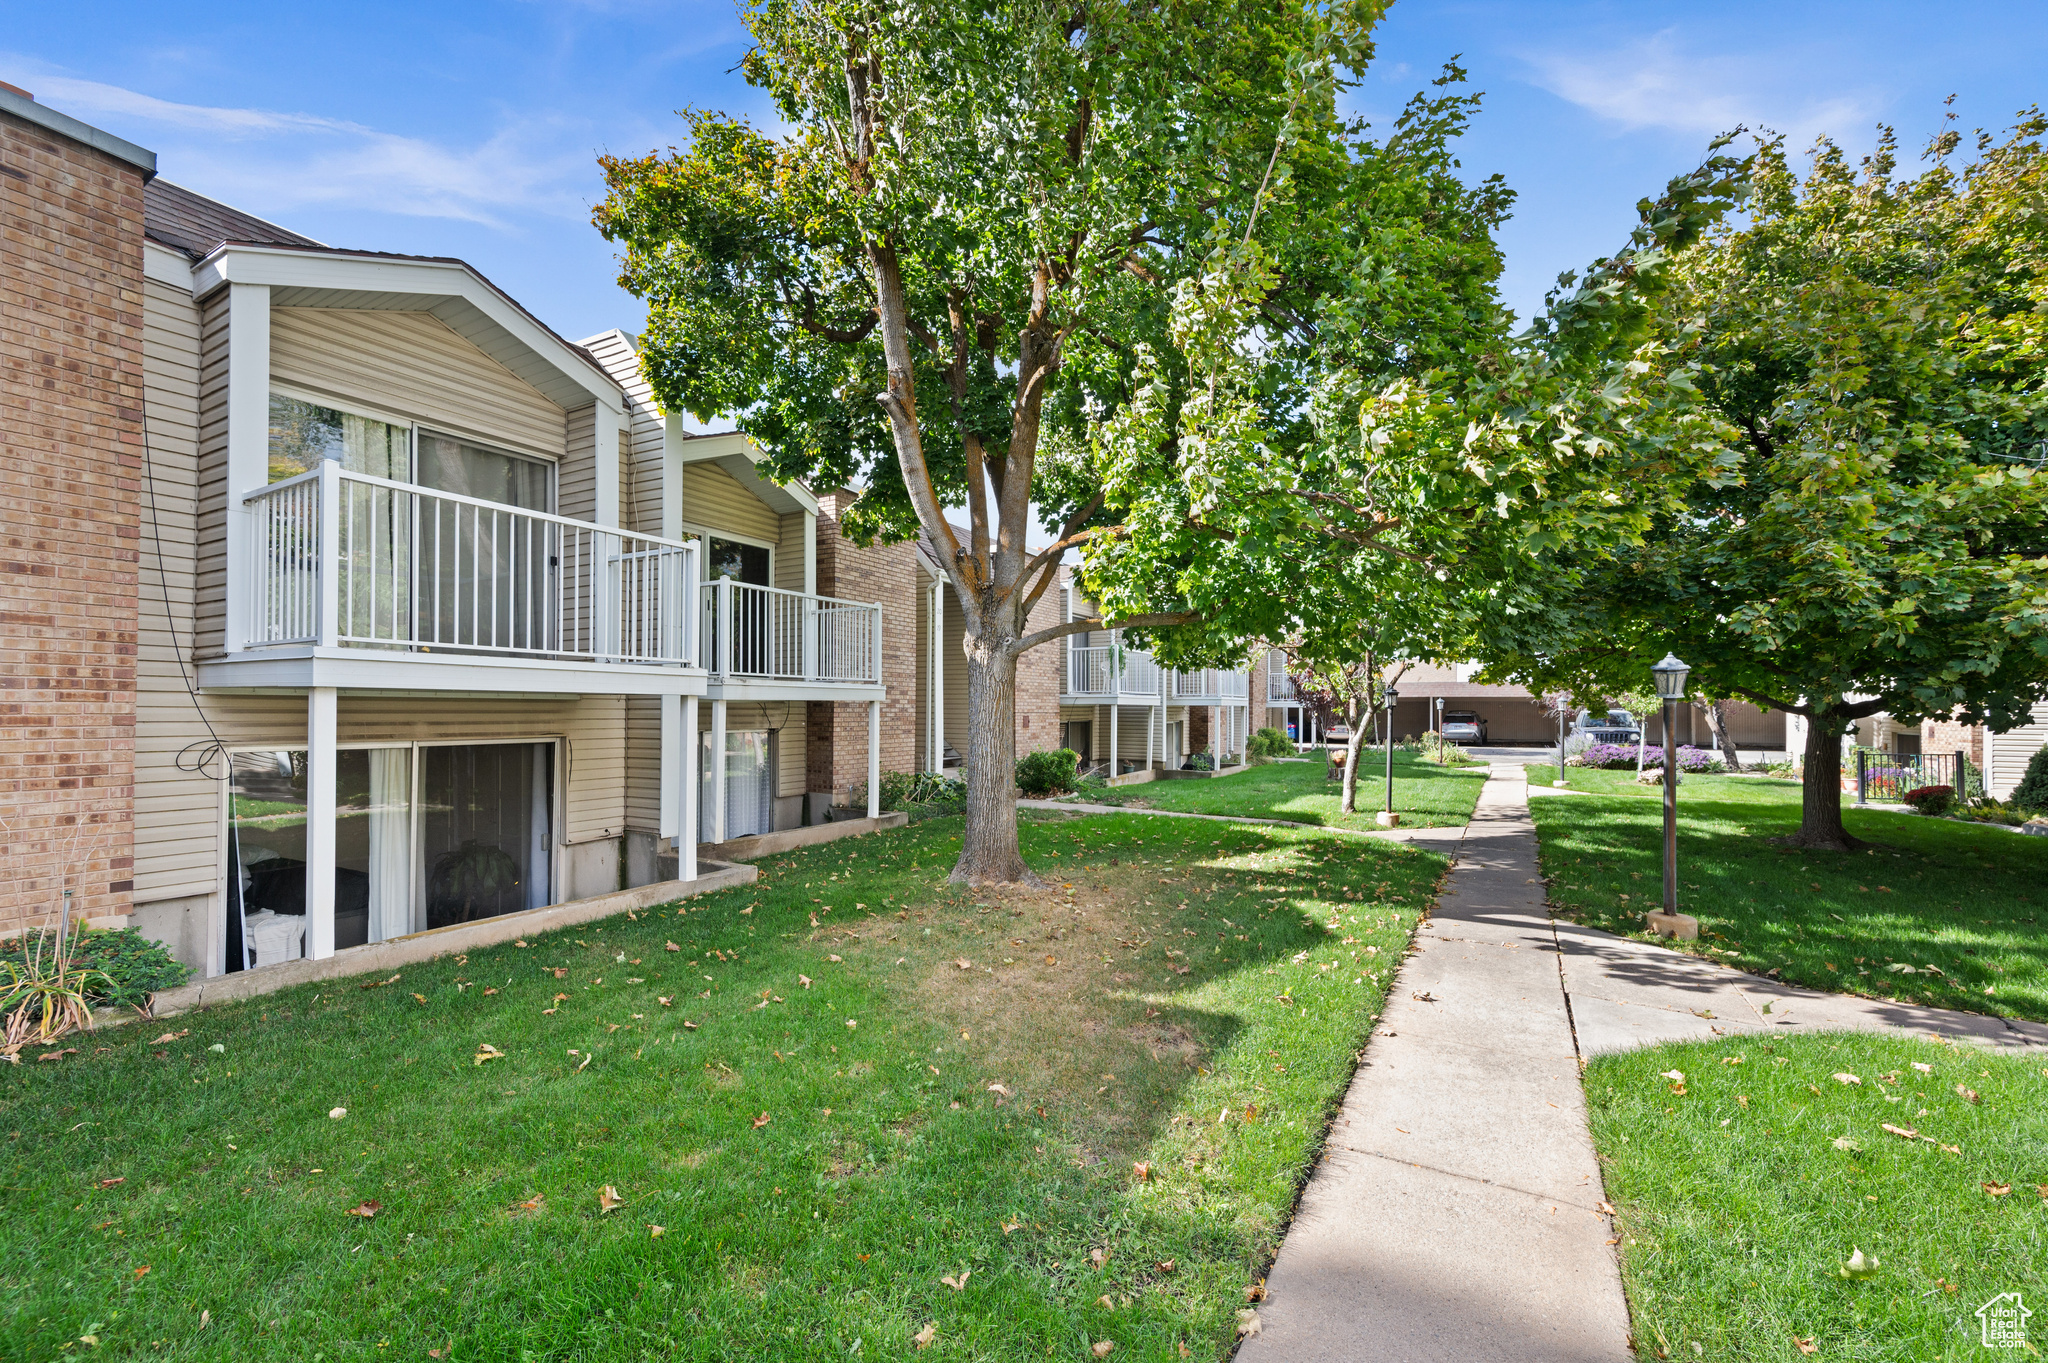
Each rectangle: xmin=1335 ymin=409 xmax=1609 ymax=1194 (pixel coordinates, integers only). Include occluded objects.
xmin=8 ymin=2 xmax=2045 ymax=343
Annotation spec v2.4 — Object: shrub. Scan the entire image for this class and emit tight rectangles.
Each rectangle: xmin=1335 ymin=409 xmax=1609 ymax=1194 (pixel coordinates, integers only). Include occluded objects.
xmin=1902 ymin=784 xmax=1956 ymax=816
xmin=1 ymin=925 xmax=188 ymax=1016
xmin=2011 ymin=745 xmax=2048 ymax=813
xmin=852 ymin=770 xmax=966 ymax=818
xmin=1015 ymin=748 xmax=1081 ymax=797
xmin=1575 ymin=742 xmax=1724 ymax=773
xmin=1247 ymin=727 xmax=1293 ymax=760
xmin=1187 ymin=749 xmax=1215 ymax=772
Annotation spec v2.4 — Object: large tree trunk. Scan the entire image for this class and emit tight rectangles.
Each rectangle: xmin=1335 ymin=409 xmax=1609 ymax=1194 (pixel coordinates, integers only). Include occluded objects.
xmin=954 ymin=633 xmax=1034 ymax=885
xmin=1788 ymin=707 xmax=1862 ymax=850
xmin=1702 ymin=700 xmax=1743 ymax=771
xmin=1339 ymin=701 xmax=1368 ymax=814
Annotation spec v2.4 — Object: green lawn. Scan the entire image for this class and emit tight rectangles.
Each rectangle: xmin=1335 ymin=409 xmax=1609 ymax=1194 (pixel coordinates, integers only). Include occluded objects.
xmin=1588 ymin=1032 xmax=2048 ymax=1361
xmin=3 ymin=813 xmax=1446 ymax=1361
xmin=1067 ymin=752 xmax=1489 ymax=831
xmin=1529 ymin=770 xmax=2048 ymax=1023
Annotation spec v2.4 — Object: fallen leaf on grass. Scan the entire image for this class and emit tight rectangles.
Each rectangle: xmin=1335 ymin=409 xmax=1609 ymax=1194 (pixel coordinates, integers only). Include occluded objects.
xmin=1984 ymin=1182 xmax=2012 ymax=1197
xmin=1956 ymin=1084 xmax=1981 ymax=1105
xmin=473 ymin=1044 xmax=505 ymax=1066
xmin=987 ymin=1082 xmax=1014 ymax=1099
xmin=360 ymin=974 xmax=401 ymax=990
xmin=648 ymin=1225 xmax=665 ymax=1237
xmin=1659 ymin=1070 xmax=1685 ymax=1083
xmin=798 ymin=975 xmax=812 ymax=989
xmin=1156 ymin=1259 xmax=1175 ymax=1274
xmin=482 ymin=988 xmax=498 ymax=996
xmin=683 ymin=1020 xmax=699 ymax=1031
xmin=149 ymin=1031 xmax=188 ymax=1045
xmin=411 ymin=993 xmax=428 ymax=1005
xmin=665 ymin=942 xmax=680 ymax=952
xmin=508 ymin=1195 xmax=544 ymax=1217
xmin=1244 ymin=1280 xmax=1266 ymax=1302
xmin=1880 ymin=1123 xmax=1920 ymax=1140
xmin=1839 ymin=1248 xmax=1879 ymax=1280
xmin=1096 ymin=1296 xmax=1115 ymax=1310
xmin=1132 ymin=1162 xmax=1152 ymax=1181
xmin=1092 ymin=1342 xmax=1115 ymax=1357
xmin=940 ymin=1268 xmax=971 ymax=1291
xmin=135 ymin=1264 xmax=150 ymax=1280
xmin=1831 ymin=1073 xmax=1861 ymax=1086
xmin=912 ymin=1323 xmax=936 ymax=1349
xmin=1001 ymin=1220 xmax=1021 ymax=1234
xmin=345 ymin=1201 xmax=382 ymax=1218
xmin=954 ymin=958 xmax=973 ymax=970
xmin=1236 ymin=1309 xmax=1262 ymax=1338
xmin=827 ymin=954 xmax=843 ymax=963
xmin=97 ymin=1177 xmax=125 ymax=1188
xmin=1794 ymin=1338 xmax=1817 ymax=1355
xmin=1911 ymin=1062 xmax=1932 ymax=1073
xmin=597 ymin=1186 xmax=625 ymax=1213
xmin=39 ymin=1048 xmax=78 ymax=1062
xmin=753 ymin=1112 xmax=771 ymax=1129
xmin=1090 ymin=1247 xmax=1110 ymax=1268
xmin=1831 ymin=1137 xmax=1860 ymax=1152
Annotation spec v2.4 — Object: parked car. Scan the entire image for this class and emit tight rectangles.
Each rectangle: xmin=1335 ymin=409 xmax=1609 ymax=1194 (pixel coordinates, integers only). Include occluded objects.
xmin=1574 ymin=709 xmax=1641 ymax=745
xmin=1440 ymin=710 xmax=1487 ymax=745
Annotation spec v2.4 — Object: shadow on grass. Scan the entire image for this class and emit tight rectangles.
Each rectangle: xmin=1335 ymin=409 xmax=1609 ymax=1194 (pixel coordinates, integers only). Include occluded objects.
xmin=1531 ymin=786 xmax=2048 ymax=1025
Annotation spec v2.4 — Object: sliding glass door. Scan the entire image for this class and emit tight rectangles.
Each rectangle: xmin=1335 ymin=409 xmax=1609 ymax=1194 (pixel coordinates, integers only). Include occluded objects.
xmin=420 ymin=742 xmax=555 ymax=930
xmin=225 ymin=739 xmax=555 ymax=970
xmin=699 ymin=730 xmax=773 ymax=841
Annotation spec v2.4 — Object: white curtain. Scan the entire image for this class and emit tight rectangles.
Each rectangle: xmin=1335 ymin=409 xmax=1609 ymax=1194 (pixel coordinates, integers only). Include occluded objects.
xmin=700 ymin=731 xmax=771 ymax=841
xmin=367 ymin=748 xmax=412 ymax=942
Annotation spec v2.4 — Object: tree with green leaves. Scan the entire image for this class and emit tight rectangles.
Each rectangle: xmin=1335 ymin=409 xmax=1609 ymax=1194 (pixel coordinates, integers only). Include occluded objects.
xmin=1479 ymin=116 xmax=2048 ymax=849
xmin=594 ymin=0 xmax=1516 ymax=883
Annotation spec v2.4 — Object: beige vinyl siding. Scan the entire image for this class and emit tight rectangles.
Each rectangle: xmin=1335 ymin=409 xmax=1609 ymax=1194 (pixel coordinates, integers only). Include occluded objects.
xmin=1988 ymin=703 xmax=2048 ymax=799
xmin=193 ymin=290 xmax=231 ymax=658
xmin=684 ymin=464 xmax=779 ymax=544
xmin=623 ymin=696 xmax=661 ymax=833
xmin=917 ymin=578 xmax=936 ymax=769
xmin=942 ymin=592 xmax=968 ymax=758
xmin=270 ymin=308 xmax=566 ymax=460
xmin=560 ymin=402 xmax=597 ymax=523
xmin=775 ymin=513 xmax=806 ymax=592
xmin=582 ymin=331 xmax=667 ymax=538
xmin=137 ymin=276 xmax=216 ymax=900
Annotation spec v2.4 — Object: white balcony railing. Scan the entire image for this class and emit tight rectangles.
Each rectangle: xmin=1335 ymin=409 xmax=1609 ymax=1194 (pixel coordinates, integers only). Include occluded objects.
xmin=244 ymin=462 xmax=697 ymax=665
xmin=1268 ymin=672 xmax=1298 ymax=702
xmin=699 ymin=579 xmax=881 ymax=683
xmin=1066 ymin=640 xmax=1246 ymax=702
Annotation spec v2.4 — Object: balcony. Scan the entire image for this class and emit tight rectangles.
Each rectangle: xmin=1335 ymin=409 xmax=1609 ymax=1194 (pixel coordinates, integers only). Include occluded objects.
xmin=699 ymin=579 xmax=883 ymax=699
xmin=1064 ymin=640 xmax=1247 ymax=706
xmin=1268 ymin=673 xmax=1298 ymax=703
xmin=216 ymin=461 xmax=701 ymax=695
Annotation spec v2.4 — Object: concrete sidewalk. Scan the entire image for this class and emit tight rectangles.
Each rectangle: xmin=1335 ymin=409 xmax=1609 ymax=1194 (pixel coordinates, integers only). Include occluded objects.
xmin=1236 ymin=761 xmax=2048 ymax=1363
xmin=1236 ymin=763 xmax=1631 ymax=1363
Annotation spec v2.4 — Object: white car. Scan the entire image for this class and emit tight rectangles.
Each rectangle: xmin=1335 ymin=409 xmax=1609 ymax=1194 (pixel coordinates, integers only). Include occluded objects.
xmin=1440 ymin=711 xmax=1487 ymax=745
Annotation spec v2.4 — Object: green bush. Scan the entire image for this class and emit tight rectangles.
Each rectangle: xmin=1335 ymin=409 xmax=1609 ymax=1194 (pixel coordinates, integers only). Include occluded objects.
xmin=1902 ymin=783 xmax=1957 ymax=816
xmin=850 ymin=770 xmax=966 ymax=817
xmin=1015 ymin=748 xmax=1081 ymax=797
xmin=0 ymin=926 xmax=190 ymax=1012
xmin=1188 ymin=749 xmax=1215 ymax=772
xmin=1247 ymin=727 xmax=1294 ymax=760
xmin=2010 ymin=745 xmax=2048 ymax=813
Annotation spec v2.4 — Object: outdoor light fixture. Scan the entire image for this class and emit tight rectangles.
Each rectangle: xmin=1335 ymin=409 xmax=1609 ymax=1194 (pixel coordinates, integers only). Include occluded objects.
xmin=1649 ymin=653 xmax=1695 ymax=937
xmin=1652 ymin=653 xmax=1691 ymax=702
xmin=1381 ymin=686 xmax=1400 ymax=825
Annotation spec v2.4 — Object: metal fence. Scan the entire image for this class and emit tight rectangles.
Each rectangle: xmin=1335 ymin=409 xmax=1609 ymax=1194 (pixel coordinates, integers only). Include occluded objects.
xmin=698 ymin=579 xmax=880 ymax=682
xmin=1854 ymin=749 xmax=1980 ymax=804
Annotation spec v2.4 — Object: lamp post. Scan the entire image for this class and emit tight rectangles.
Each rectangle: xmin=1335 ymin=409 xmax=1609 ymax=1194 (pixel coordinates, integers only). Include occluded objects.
xmin=1377 ymin=685 xmax=1401 ymax=827
xmin=1650 ymin=653 xmax=1695 ymax=937
xmin=1556 ymin=701 xmax=1567 ymax=786
xmin=1434 ymin=695 xmax=1445 ymax=762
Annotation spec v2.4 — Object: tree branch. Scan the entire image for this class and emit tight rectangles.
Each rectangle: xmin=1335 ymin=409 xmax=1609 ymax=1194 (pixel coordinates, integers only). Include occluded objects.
xmin=1017 ymin=610 xmax=1206 ymax=654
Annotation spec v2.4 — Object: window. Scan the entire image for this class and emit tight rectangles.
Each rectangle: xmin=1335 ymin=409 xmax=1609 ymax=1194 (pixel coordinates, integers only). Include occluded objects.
xmin=705 ymin=537 xmax=771 ymax=585
xmin=268 ymin=396 xmax=408 ymax=483
xmin=417 ymin=432 xmax=552 ymax=513
xmin=700 ymin=730 xmax=773 ymax=841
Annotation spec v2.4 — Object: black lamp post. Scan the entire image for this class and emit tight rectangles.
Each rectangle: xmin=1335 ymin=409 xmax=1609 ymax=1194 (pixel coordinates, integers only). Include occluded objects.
xmin=1651 ymin=653 xmax=1691 ymax=915
xmin=1382 ymin=685 xmax=1400 ymax=820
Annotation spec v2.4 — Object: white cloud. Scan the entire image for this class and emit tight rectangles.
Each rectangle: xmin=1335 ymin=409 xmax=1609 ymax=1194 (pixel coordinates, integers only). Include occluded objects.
xmin=1523 ymin=30 xmax=1886 ymax=148
xmin=4 ymin=60 xmax=597 ymax=229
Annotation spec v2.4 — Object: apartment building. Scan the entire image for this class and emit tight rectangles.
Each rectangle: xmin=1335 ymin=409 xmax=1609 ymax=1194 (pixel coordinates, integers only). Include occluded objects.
xmin=2 ymin=90 xmax=902 ymax=984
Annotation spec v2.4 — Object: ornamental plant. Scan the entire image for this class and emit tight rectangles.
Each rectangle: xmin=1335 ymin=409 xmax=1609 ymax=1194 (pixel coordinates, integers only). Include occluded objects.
xmin=1902 ymin=784 xmax=1957 ymax=816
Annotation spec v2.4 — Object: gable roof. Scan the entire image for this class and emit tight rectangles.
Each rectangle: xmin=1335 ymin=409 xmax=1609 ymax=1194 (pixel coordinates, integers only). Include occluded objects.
xmin=144 ymin=179 xmax=324 ymax=259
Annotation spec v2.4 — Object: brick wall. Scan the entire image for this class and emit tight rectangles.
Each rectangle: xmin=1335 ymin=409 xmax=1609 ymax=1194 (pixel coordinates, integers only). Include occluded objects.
xmin=0 ymin=106 xmax=147 ymax=937
xmin=810 ymin=491 xmax=920 ymax=801
xmin=1920 ymin=717 xmax=1983 ymax=766
xmin=1014 ymin=575 xmax=1061 ymax=755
